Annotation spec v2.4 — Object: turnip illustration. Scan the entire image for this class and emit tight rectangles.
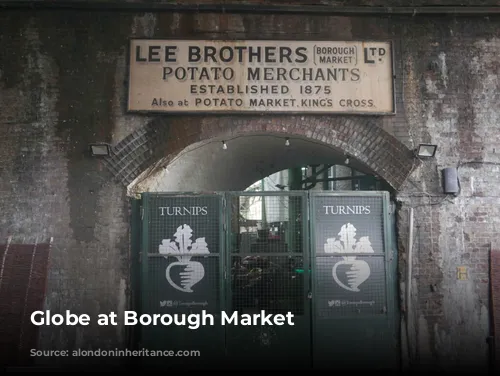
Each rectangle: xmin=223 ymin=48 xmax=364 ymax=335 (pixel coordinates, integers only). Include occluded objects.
xmin=159 ymin=224 xmax=209 ymax=293
xmin=324 ymin=223 xmax=374 ymax=292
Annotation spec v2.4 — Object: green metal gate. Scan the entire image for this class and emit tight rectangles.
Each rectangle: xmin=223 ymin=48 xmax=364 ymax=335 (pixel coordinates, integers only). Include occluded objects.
xmin=224 ymin=191 xmax=311 ymax=369
xmin=140 ymin=193 xmax=226 ymax=369
xmin=310 ymin=191 xmax=399 ymax=370
xmin=136 ymin=191 xmax=398 ymax=370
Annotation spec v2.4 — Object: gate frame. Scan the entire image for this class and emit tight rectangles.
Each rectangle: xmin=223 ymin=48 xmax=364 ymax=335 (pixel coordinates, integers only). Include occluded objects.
xmin=132 ymin=190 xmax=400 ymax=369
xmin=140 ymin=191 xmax=227 ymax=314
xmin=309 ymin=190 xmax=400 ymax=369
xmin=223 ymin=190 xmax=312 ymax=368
xmin=139 ymin=191 xmax=227 ymax=366
xmin=223 ymin=190 xmax=311 ymax=314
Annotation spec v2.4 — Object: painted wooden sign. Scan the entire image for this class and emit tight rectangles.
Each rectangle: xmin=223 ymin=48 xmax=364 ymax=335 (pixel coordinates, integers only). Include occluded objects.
xmin=128 ymin=39 xmax=394 ymax=114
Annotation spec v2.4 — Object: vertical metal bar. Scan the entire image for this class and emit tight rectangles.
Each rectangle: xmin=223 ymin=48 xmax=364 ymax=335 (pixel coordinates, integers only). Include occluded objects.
xmin=225 ymin=193 xmax=232 ymax=315
xmin=322 ymin=165 xmax=329 ymax=191
xmin=382 ymin=192 xmax=391 ymax=313
xmin=288 ymin=168 xmax=302 ymax=190
xmin=302 ymin=191 xmax=312 ymax=368
xmin=288 ymin=169 xmax=302 ymax=253
xmin=331 ymin=166 xmax=336 ymax=191
xmin=129 ymin=198 xmax=142 ymax=354
xmin=220 ymin=193 xmax=228 ymax=356
xmin=308 ymin=190 xmax=317 ymax=368
xmin=383 ymin=192 xmax=400 ymax=368
xmin=140 ymin=193 xmax=150 ymax=357
xmin=389 ymin=200 xmax=400 ymax=315
xmin=261 ymin=180 xmax=267 ymax=229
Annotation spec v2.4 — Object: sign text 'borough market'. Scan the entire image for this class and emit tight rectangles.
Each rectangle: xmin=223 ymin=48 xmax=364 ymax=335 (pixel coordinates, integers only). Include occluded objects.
xmin=127 ymin=40 xmax=394 ymax=114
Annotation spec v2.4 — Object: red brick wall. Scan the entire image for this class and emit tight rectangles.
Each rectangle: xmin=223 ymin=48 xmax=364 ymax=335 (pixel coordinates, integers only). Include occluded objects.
xmin=0 ymin=241 xmax=51 ymax=367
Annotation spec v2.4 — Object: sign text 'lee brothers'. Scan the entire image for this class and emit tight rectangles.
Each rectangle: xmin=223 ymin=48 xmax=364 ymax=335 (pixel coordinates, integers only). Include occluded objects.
xmin=31 ymin=310 xmax=294 ymax=330
xmin=128 ymin=40 xmax=394 ymax=114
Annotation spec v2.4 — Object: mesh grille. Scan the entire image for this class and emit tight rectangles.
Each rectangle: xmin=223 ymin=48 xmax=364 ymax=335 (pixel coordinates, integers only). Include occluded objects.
xmin=313 ymin=194 xmax=387 ymax=318
xmin=229 ymin=193 xmax=306 ymax=316
xmin=139 ymin=192 xmax=397 ymax=369
xmin=144 ymin=194 xmax=222 ymax=314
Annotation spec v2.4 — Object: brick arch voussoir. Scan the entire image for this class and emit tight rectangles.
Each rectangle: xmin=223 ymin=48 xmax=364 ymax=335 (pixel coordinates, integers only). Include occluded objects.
xmin=104 ymin=116 xmax=416 ymax=190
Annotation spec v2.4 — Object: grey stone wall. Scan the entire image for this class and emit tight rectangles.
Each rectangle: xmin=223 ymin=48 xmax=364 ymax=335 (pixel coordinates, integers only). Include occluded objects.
xmin=0 ymin=8 xmax=498 ymax=371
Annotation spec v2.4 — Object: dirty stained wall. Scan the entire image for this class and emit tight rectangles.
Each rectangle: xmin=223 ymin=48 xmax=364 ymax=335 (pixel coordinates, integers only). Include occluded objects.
xmin=0 ymin=8 xmax=498 ymax=371
xmin=11 ymin=0 xmax=500 ymax=7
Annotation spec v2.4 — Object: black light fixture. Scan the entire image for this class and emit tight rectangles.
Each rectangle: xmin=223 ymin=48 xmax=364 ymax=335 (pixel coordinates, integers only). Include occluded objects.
xmin=89 ymin=143 xmax=111 ymax=157
xmin=416 ymin=143 xmax=437 ymax=158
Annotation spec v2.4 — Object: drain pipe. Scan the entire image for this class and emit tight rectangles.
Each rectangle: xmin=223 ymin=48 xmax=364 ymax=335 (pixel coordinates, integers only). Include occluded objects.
xmin=406 ymin=207 xmax=415 ymax=366
xmin=407 ymin=207 xmax=414 ymax=316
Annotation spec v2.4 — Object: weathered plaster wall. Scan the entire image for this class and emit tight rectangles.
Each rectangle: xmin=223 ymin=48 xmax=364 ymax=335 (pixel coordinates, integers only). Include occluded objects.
xmin=0 ymin=8 xmax=498 ymax=371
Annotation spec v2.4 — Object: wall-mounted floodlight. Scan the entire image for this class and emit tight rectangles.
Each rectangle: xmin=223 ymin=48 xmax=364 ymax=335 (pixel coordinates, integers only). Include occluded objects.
xmin=416 ymin=143 xmax=437 ymax=158
xmin=89 ymin=143 xmax=111 ymax=157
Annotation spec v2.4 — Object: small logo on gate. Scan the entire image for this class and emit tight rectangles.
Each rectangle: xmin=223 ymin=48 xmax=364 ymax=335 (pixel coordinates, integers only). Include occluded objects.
xmin=159 ymin=224 xmax=209 ymax=293
xmin=324 ymin=223 xmax=374 ymax=292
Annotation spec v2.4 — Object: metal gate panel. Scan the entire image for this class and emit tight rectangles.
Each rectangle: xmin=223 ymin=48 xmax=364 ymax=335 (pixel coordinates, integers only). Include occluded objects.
xmin=140 ymin=193 xmax=225 ymax=369
xmin=224 ymin=191 xmax=311 ymax=369
xmin=136 ymin=190 xmax=399 ymax=370
xmin=310 ymin=191 xmax=399 ymax=370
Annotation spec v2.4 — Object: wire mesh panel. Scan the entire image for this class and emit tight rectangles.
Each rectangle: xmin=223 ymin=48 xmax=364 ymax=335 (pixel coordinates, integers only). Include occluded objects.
xmin=225 ymin=191 xmax=311 ymax=369
xmin=141 ymin=193 xmax=224 ymax=369
xmin=314 ymin=195 xmax=387 ymax=318
xmin=138 ymin=191 xmax=399 ymax=370
xmin=311 ymin=192 xmax=398 ymax=371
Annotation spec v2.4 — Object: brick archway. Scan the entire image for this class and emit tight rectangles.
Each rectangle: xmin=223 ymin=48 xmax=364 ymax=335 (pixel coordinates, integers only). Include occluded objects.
xmin=103 ymin=116 xmax=417 ymax=192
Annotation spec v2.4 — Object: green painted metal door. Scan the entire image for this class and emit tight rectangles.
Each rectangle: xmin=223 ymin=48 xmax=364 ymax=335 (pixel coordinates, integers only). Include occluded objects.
xmin=137 ymin=191 xmax=398 ymax=370
xmin=310 ymin=191 xmax=399 ymax=370
xmin=224 ymin=191 xmax=311 ymax=369
xmin=140 ymin=193 xmax=226 ymax=369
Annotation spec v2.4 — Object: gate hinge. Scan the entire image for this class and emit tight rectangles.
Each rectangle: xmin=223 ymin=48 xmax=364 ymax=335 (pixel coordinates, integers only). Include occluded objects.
xmin=140 ymin=206 xmax=144 ymax=220
xmin=223 ymin=223 xmax=227 ymax=232
xmin=222 ymin=197 xmax=226 ymax=208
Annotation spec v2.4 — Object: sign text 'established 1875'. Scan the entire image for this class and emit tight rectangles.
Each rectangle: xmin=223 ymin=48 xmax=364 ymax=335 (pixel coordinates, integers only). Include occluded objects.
xmin=127 ymin=40 xmax=394 ymax=114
